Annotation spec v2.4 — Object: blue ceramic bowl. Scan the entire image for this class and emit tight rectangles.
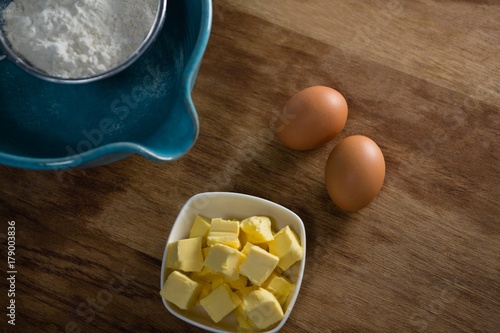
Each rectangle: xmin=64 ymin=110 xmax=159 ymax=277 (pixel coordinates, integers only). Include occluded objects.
xmin=0 ymin=0 xmax=212 ymax=170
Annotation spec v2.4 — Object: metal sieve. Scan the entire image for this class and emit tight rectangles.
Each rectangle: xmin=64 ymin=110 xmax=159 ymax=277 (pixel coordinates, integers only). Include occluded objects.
xmin=0 ymin=0 xmax=167 ymax=84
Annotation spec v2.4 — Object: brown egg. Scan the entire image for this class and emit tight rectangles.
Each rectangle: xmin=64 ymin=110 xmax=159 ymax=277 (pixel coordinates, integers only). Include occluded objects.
xmin=276 ymin=86 xmax=348 ymax=150
xmin=325 ymin=135 xmax=385 ymax=212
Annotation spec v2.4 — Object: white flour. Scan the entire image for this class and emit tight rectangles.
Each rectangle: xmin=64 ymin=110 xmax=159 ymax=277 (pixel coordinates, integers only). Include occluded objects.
xmin=2 ymin=0 xmax=157 ymax=78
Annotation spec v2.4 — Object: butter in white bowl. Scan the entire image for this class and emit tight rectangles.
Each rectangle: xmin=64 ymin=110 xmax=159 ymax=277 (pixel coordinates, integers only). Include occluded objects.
xmin=160 ymin=192 xmax=306 ymax=333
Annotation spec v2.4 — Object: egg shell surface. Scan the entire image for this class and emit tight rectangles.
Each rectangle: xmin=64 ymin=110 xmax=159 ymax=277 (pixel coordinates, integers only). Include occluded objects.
xmin=277 ymin=86 xmax=348 ymax=150
xmin=325 ymin=135 xmax=385 ymax=212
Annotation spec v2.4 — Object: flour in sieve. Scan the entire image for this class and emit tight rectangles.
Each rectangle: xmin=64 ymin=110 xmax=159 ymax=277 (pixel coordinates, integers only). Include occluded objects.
xmin=2 ymin=0 xmax=157 ymax=78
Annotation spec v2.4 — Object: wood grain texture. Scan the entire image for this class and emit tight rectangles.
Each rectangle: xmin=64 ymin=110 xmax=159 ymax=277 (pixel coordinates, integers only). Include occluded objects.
xmin=1 ymin=0 xmax=499 ymax=332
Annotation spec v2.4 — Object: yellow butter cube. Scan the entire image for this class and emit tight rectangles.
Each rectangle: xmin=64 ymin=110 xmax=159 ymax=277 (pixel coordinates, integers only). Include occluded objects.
xmin=257 ymin=242 xmax=269 ymax=252
xmin=240 ymin=242 xmax=254 ymax=256
xmin=239 ymin=228 xmax=248 ymax=249
xmin=262 ymin=272 xmax=294 ymax=307
xmin=234 ymin=286 xmax=259 ymax=330
xmin=204 ymin=243 xmax=246 ymax=281
xmin=196 ymin=270 xmax=247 ymax=291
xmin=202 ymin=247 xmax=210 ymax=259
xmin=194 ymin=280 xmax=212 ymax=307
xmin=211 ymin=218 xmax=240 ymax=233
xmin=241 ymin=216 xmax=274 ymax=244
xmin=200 ymin=284 xmax=241 ymax=323
xmin=190 ymin=250 xmax=219 ymax=284
xmin=188 ymin=272 xmax=212 ymax=301
xmin=211 ymin=274 xmax=225 ymax=290
xmin=189 ymin=215 xmax=211 ymax=243
xmin=241 ymin=241 xmax=269 ymax=256
xmin=190 ymin=265 xmax=216 ymax=282
xmin=167 ymin=237 xmax=204 ymax=272
xmin=160 ymin=271 xmax=201 ymax=310
xmin=225 ymin=274 xmax=248 ymax=291
xmin=241 ymin=288 xmax=284 ymax=329
xmin=234 ymin=311 xmax=254 ymax=331
xmin=239 ymin=244 xmax=279 ymax=286
xmin=235 ymin=285 xmax=259 ymax=298
xmin=268 ymin=226 xmax=303 ymax=271
xmin=207 ymin=218 xmax=241 ymax=249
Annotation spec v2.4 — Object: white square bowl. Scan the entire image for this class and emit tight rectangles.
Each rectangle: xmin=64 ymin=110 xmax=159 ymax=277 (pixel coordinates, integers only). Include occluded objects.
xmin=160 ymin=192 xmax=306 ymax=333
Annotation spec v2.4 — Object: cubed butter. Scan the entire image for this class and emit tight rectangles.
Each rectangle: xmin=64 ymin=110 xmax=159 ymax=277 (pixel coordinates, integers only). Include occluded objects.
xmin=241 ymin=288 xmax=284 ymax=330
xmin=166 ymin=215 xmax=301 ymax=327
xmin=236 ymin=285 xmax=259 ymax=298
xmin=200 ymin=284 xmax=241 ymax=323
xmin=211 ymin=274 xmax=225 ymax=290
xmin=262 ymin=272 xmax=294 ymax=307
xmin=204 ymin=243 xmax=246 ymax=280
xmin=211 ymin=218 xmax=240 ymax=233
xmin=241 ymin=216 xmax=274 ymax=244
xmin=257 ymin=242 xmax=269 ymax=252
xmin=207 ymin=218 xmax=241 ymax=249
xmin=239 ymin=227 xmax=248 ymax=249
xmin=225 ymin=274 xmax=248 ymax=291
xmin=240 ymin=242 xmax=254 ymax=256
xmin=167 ymin=237 xmax=204 ymax=272
xmin=241 ymin=241 xmax=268 ymax=256
xmin=160 ymin=271 xmax=201 ymax=310
xmin=234 ymin=309 xmax=254 ymax=331
xmin=189 ymin=215 xmax=211 ymax=242
xmin=234 ymin=286 xmax=259 ymax=330
xmin=194 ymin=280 xmax=212 ymax=307
xmin=202 ymin=247 xmax=210 ymax=259
xmin=268 ymin=225 xmax=303 ymax=271
xmin=190 ymin=265 xmax=216 ymax=282
xmin=239 ymin=244 xmax=279 ymax=286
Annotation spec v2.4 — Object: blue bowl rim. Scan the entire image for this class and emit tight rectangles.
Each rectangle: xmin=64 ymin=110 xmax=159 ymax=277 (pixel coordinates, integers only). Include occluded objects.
xmin=0 ymin=0 xmax=213 ymax=170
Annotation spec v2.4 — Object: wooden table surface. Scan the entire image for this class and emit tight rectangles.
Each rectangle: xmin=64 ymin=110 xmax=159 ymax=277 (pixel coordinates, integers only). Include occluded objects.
xmin=1 ymin=0 xmax=499 ymax=332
